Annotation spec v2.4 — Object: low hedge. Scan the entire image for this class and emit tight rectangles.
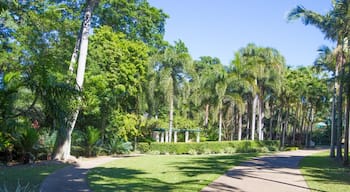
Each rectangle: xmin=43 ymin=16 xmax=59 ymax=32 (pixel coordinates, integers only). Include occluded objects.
xmin=137 ymin=140 xmax=279 ymax=155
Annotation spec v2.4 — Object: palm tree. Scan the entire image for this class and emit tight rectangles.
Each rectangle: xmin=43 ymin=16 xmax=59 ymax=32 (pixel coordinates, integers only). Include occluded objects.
xmin=314 ymin=45 xmax=336 ymax=157
xmin=256 ymin=48 xmax=285 ymax=141
xmin=230 ymin=52 xmax=254 ymax=140
xmin=211 ymin=64 xmax=228 ymax=141
xmin=288 ymin=1 xmax=350 ymax=161
xmin=153 ymin=40 xmax=192 ymax=142
xmin=193 ymin=56 xmax=221 ymax=128
xmin=234 ymin=44 xmax=285 ymax=141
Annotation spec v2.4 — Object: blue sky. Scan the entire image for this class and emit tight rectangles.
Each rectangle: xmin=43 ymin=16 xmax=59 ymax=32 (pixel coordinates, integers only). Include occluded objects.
xmin=148 ymin=0 xmax=334 ymax=67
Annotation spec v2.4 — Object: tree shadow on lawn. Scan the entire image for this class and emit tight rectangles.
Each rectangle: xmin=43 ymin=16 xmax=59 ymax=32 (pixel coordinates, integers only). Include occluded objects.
xmin=169 ymin=153 xmax=258 ymax=177
xmin=300 ymin=155 xmax=350 ymax=186
xmin=88 ymin=167 xmax=202 ymax=192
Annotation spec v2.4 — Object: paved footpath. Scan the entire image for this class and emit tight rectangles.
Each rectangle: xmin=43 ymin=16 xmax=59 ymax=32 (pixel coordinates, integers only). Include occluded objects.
xmin=202 ymin=149 xmax=327 ymax=192
xmin=40 ymin=156 xmax=120 ymax=192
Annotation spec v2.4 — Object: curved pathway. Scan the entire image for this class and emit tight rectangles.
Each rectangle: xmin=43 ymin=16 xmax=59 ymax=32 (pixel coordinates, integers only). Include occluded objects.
xmin=201 ymin=149 xmax=327 ymax=192
xmin=39 ymin=156 xmax=120 ymax=192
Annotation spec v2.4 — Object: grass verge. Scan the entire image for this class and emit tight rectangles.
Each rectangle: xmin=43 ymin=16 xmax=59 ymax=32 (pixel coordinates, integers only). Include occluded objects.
xmin=88 ymin=153 xmax=258 ymax=192
xmin=300 ymin=151 xmax=350 ymax=192
xmin=0 ymin=162 xmax=67 ymax=191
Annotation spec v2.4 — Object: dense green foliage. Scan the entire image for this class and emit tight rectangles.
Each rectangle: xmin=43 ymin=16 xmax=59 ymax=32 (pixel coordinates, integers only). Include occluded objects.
xmin=0 ymin=0 xmax=333 ymax=164
xmin=137 ymin=140 xmax=279 ymax=155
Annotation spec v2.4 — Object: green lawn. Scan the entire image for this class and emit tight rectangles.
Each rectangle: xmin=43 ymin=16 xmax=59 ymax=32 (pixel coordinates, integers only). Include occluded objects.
xmin=88 ymin=153 xmax=258 ymax=192
xmin=0 ymin=163 xmax=67 ymax=191
xmin=300 ymin=151 xmax=350 ymax=192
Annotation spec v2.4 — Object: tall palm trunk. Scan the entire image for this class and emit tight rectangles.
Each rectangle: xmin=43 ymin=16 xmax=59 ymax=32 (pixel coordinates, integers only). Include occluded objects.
xmin=309 ymin=107 xmax=315 ymax=147
xmin=330 ymin=84 xmax=336 ymax=158
xmin=238 ymin=112 xmax=242 ymax=140
xmin=218 ymin=109 xmax=222 ymax=141
xmin=204 ymin=104 xmax=209 ymax=127
xmin=276 ymin=108 xmax=282 ymax=140
xmin=54 ymin=0 xmax=98 ymax=160
xmin=169 ymin=90 xmax=174 ymax=143
xmin=344 ymin=66 xmax=350 ymax=165
xmin=344 ymin=86 xmax=349 ymax=165
xmin=251 ymin=94 xmax=258 ymax=140
xmin=336 ymin=50 xmax=345 ymax=160
xmin=281 ymin=107 xmax=289 ymax=148
xmin=258 ymin=95 xmax=264 ymax=140
xmin=269 ymin=102 xmax=274 ymax=140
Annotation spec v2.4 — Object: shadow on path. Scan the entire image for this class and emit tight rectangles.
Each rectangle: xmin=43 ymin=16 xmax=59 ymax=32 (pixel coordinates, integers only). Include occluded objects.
xmin=202 ymin=149 xmax=328 ymax=192
xmin=40 ymin=156 xmax=120 ymax=192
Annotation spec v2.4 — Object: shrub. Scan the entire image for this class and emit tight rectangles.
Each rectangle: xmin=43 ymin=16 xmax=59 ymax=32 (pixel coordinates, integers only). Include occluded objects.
xmin=147 ymin=150 xmax=160 ymax=155
xmin=224 ymin=147 xmax=236 ymax=154
xmin=137 ymin=140 xmax=279 ymax=155
xmin=37 ymin=130 xmax=57 ymax=160
xmin=107 ymin=140 xmax=133 ymax=155
xmin=85 ymin=126 xmax=101 ymax=157
xmin=188 ymin=149 xmax=198 ymax=155
xmin=137 ymin=142 xmax=150 ymax=153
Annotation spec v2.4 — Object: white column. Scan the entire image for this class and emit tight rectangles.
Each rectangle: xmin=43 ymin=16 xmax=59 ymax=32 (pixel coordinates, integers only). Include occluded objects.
xmin=174 ymin=131 xmax=178 ymax=143
xmin=155 ymin=132 xmax=160 ymax=142
xmin=160 ymin=131 xmax=164 ymax=143
xmin=185 ymin=131 xmax=189 ymax=143
xmin=165 ymin=131 xmax=169 ymax=143
xmin=196 ymin=131 xmax=200 ymax=143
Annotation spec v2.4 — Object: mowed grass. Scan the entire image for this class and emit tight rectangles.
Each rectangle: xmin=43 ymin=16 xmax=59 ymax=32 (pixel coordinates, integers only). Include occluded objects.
xmin=0 ymin=163 xmax=67 ymax=191
xmin=88 ymin=153 xmax=258 ymax=192
xmin=300 ymin=151 xmax=350 ymax=192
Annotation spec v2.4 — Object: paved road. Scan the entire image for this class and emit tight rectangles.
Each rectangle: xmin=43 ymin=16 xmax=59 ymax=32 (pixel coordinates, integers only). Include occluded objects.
xmin=201 ymin=149 xmax=326 ymax=192
xmin=39 ymin=156 xmax=119 ymax=192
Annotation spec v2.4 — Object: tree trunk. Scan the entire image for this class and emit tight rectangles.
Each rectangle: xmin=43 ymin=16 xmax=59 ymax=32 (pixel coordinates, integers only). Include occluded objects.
xmin=309 ymin=107 xmax=315 ymax=147
xmin=304 ymin=108 xmax=310 ymax=147
xmin=53 ymin=0 xmax=98 ymax=160
xmin=218 ymin=109 xmax=222 ymax=142
xmin=268 ymin=102 xmax=274 ymax=140
xmin=169 ymin=90 xmax=174 ymax=143
xmin=330 ymin=75 xmax=337 ymax=157
xmin=344 ymin=77 xmax=350 ymax=165
xmin=282 ymin=107 xmax=289 ymax=148
xmin=238 ymin=112 xmax=242 ymax=141
xmin=204 ymin=104 xmax=209 ymax=127
xmin=231 ymin=106 xmax=236 ymax=141
xmin=251 ymin=94 xmax=258 ymax=140
xmin=336 ymin=50 xmax=345 ymax=160
xmin=276 ymin=109 xmax=282 ymax=140
xmin=269 ymin=115 xmax=273 ymax=140
xmin=258 ymin=95 xmax=264 ymax=140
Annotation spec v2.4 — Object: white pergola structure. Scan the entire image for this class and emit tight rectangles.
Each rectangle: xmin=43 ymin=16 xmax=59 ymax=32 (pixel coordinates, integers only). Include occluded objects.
xmin=152 ymin=128 xmax=201 ymax=143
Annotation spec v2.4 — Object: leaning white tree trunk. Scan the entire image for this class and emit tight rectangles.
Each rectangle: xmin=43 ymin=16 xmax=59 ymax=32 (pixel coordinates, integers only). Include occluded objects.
xmin=54 ymin=0 xmax=98 ymax=161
